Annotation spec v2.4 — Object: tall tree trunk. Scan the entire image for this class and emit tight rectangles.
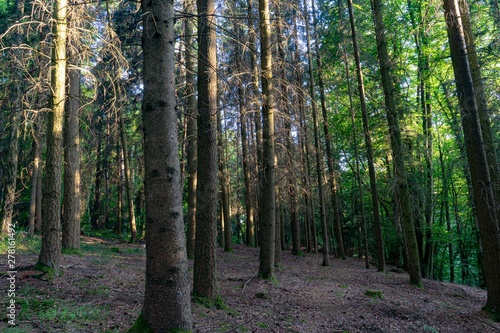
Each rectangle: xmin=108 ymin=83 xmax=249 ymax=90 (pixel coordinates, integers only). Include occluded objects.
xmin=344 ymin=54 xmax=369 ymax=269
xmin=443 ymin=0 xmax=500 ymax=314
xmin=257 ymin=0 xmax=276 ymax=279
xmin=133 ymin=0 xmax=193 ymax=329
xmin=311 ymin=0 xmax=345 ymax=259
xmin=238 ymin=49 xmax=255 ymax=248
xmin=185 ymin=0 xmax=197 ymax=259
xmin=37 ymin=0 xmax=68 ymax=277
xmin=371 ymin=0 xmax=423 ymax=287
xmin=1 ymin=0 xmax=24 ymax=234
xmin=62 ymin=42 xmax=81 ymax=250
xmin=193 ymin=0 xmax=219 ymax=299
xmin=459 ymin=0 xmax=500 ymax=216
xmin=248 ymin=0 xmax=261 ymax=248
xmin=347 ymin=0 xmax=385 ymax=271
xmin=304 ymin=0 xmax=329 ymax=266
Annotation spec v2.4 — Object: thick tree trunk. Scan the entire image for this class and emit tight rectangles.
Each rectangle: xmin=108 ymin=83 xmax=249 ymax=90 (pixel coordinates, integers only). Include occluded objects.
xmin=257 ymin=0 xmax=276 ymax=279
xmin=134 ymin=0 xmax=193 ymax=329
xmin=62 ymin=53 xmax=81 ymax=250
xmin=193 ymin=0 xmax=219 ymax=299
xmin=37 ymin=0 xmax=68 ymax=277
xmin=371 ymin=0 xmax=422 ymax=287
xmin=185 ymin=0 xmax=197 ymax=259
xmin=443 ymin=0 xmax=500 ymax=313
xmin=459 ymin=0 xmax=500 ymax=217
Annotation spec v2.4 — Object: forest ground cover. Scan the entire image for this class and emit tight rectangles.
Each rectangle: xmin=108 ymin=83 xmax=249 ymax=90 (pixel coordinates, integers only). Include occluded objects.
xmin=1 ymin=235 xmax=499 ymax=333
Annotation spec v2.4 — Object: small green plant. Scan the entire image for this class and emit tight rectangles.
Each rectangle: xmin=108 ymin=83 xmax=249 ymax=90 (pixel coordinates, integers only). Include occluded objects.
xmin=62 ymin=247 xmax=82 ymax=255
xmin=193 ymin=294 xmax=228 ymax=310
xmin=364 ymin=289 xmax=383 ymax=299
xmin=257 ymin=322 xmax=269 ymax=329
xmin=423 ymin=325 xmax=439 ymax=332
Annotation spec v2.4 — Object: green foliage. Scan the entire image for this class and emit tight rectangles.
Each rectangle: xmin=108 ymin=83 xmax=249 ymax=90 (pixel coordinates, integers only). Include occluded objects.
xmin=364 ymin=289 xmax=383 ymax=299
xmin=193 ymin=294 xmax=228 ymax=310
xmin=127 ymin=313 xmax=154 ymax=333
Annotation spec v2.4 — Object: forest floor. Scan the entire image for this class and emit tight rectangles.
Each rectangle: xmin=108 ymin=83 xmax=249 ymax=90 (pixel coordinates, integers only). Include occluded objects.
xmin=2 ymin=235 xmax=500 ymax=333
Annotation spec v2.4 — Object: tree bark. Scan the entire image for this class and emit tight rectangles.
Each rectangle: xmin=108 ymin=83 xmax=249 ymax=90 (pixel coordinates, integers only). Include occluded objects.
xmin=347 ymin=0 xmax=386 ymax=271
xmin=371 ymin=0 xmax=423 ymax=287
xmin=185 ymin=0 xmax=197 ymax=259
xmin=135 ymin=0 xmax=193 ymax=328
xmin=28 ymin=122 xmax=42 ymax=236
xmin=311 ymin=0 xmax=345 ymax=259
xmin=443 ymin=0 xmax=500 ymax=313
xmin=257 ymin=0 xmax=276 ymax=279
xmin=62 ymin=46 xmax=81 ymax=250
xmin=37 ymin=0 xmax=68 ymax=277
xmin=304 ymin=0 xmax=329 ymax=266
xmin=193 ymin=0 xmax=219 ymax=299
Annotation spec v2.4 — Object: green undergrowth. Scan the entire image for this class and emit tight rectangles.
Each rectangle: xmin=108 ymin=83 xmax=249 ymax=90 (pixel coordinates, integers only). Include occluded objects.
xmin=364 ymin=289 xmax=384 ymax=299
xmin=193 ymin=294 xmax=228 ymax=310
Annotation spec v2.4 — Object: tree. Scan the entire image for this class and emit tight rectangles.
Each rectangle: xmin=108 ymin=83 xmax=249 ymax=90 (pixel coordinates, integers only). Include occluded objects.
xmin=36 ymin=0 xmax=68 ymax=277
xmin=62 ymin=29 xmax=81 ymax=250
xmin=370 ymin=0 xmax=423 ymax=287
xmin=193 ymin=0 xmax=219 ymax=300
xmin=129 ymin=0 xmax=193 ymax=329
xmin=442 ymin=0 xmax=500 ymax=315
xmin=346 ymin=0 xmax=385 ymax=271
xmin=184 ymin=0 xmax=197 ymax=259
xmin=304 ymin=0 xmax=329 ymax=266
xmin=258 ymin=0 xmax=276 ymax=279
xmin=1 ymin=0 xmax=24 ymax=234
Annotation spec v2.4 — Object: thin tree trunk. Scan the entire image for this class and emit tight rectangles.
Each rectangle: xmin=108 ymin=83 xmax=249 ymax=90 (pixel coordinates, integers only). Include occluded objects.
xmin=438 ymin=136 xmax=454 ymax=283
xmin=218 ymin=110 xmax=232 ymax=252
xmin=347 ymin=0 xmax=385 ymax=271
xmin=37 ymin=0 xmax=68 ymax=277
xmin=28 ymin=123 xmax=42 ymax=236
xmin=248 ymin=0 xmax=261 ymax=248
xmin=344 ymin=55 xmax=369 ymax=269
xmin=443 ymin=0 xmax=500 ymax=313
xmin=304 ymin=0 xmax=329 ymax=266
xmin=311 ymin=0 xmax=345 ymax=259
xmin=371 ymin=0 xmax=422 ymax=287
xmin=185 ymin=0 xmax=197 ymax=259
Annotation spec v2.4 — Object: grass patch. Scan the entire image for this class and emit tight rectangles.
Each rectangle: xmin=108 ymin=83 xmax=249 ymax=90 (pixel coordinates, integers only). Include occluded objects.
xmin=193 ymin=295 xmax=228 ymax=310
xmin=257 ymin=322 xmax=269 ymax=329
xmin=364 ymin=290 xmax=383 ymax=299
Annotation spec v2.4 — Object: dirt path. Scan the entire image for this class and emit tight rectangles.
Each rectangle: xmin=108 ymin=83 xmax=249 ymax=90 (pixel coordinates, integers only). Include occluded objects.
xmin=1 ymin=238 xmax=499 ymax=332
